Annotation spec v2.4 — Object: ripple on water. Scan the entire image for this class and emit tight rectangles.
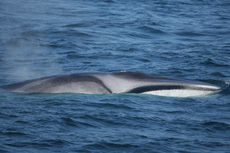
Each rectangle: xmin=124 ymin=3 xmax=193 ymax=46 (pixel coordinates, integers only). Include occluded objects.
xmin=201 ymin=58 xmax=230 ymax=67
xmin=202 ymin=121 xmax=230 ymax=132
xmin=139 ymin=25 xmax=166 ymax=35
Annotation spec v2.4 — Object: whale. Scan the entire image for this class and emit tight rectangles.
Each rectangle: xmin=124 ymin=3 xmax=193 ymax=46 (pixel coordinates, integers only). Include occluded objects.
xmin=0 ymin=72 xmax=220 ymax=97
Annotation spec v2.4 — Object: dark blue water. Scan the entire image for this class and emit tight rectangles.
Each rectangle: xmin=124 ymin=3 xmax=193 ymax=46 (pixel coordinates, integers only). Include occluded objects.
xmin=0 ymin=0 xmax=230 ymax=152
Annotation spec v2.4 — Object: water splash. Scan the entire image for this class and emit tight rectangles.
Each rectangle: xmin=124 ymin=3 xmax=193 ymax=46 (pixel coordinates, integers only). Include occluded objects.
xmin=221 ymin=80 xmax=230 ymax=95
xmin=225 ymin=80 xmax=230 ymax=86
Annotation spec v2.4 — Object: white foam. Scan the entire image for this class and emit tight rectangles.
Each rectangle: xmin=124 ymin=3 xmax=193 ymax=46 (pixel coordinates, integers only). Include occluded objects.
xmin=142 ymin=89 xmax=216 ymax=97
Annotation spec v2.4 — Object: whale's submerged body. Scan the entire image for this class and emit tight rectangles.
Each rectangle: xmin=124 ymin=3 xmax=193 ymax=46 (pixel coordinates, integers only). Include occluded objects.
xmin=0 ymin=72 xmax=220 ymax=97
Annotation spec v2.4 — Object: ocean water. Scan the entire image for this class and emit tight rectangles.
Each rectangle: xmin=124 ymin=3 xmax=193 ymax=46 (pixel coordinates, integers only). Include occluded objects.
xmin=0 ymin=0 xmax=230 ymax=152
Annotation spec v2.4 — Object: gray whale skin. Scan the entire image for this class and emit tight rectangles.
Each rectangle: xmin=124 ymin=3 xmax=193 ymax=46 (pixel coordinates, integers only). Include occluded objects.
xmin=0 ymin=72 xmax=220 ymax=96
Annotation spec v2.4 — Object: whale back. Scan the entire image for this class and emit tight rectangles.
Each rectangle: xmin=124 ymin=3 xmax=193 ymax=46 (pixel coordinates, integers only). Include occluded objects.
xmin=0 ymin=72 xmax=220 ymax=96
xmin=1 ymin=74 xmax=112 ymax=94
xmin=113 ymin=72 xmax=177 ymax=80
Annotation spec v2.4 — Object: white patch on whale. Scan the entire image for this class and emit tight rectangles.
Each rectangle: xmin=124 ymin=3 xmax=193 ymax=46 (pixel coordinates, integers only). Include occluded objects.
xmin=142 ymin=89 xmax=217 ymax=97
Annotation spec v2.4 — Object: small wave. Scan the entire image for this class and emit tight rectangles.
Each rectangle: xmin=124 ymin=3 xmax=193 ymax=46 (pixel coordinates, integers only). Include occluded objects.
xmin=82 ymin=114 xmax=125 ymax=126
xmin=2 ymin=131 xmax=27 ymax=137
xmin=86 ymin=102 xmax=133 ymax=110
xmin=139 ymin=26 xmax=166 ymax=34
xmin=83 ymin=141 xmax=138 ymax=151
xmin=5 ymin=139 xmax=71 ymax=148
xmin=50 ymin=30 xmax=93 ymax=37
xmin=175 ymin=31 xmax=205 ymax=37
xmin=158 ymin=110 xmax=186 ymax=114
xmin=202 ymin=121 xmax=230 ymax=131
xmin=201 ymin=58 xmax=229 ymax=67
xmin=0 ymin=149 xmax=8 ymax=153
xmin=103 ymin=0 xmax=115 ymax=3
xmin=61 ymin=117 xmax=96 ymax=127
xmin=42 ymin=139 xmax=71 ymax=146
xmin=127 ymin=32 xmax=152 ymax=39
xmin=211 ymin=72 xmax=227 ymax=77
xmin=62 ymin=23 xmax=91 ymax=28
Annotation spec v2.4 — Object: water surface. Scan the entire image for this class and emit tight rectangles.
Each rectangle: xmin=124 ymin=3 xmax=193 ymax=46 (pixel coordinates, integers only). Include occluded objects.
xmin=0 ymin=0 xmax=230 ymax=152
